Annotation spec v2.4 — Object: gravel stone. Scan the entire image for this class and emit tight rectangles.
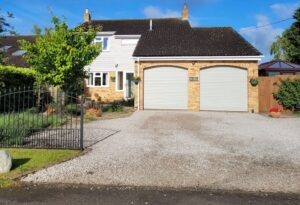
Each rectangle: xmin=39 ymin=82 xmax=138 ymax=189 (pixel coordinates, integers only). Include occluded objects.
xmin=23 ymin=111 xmax=300 ymax=194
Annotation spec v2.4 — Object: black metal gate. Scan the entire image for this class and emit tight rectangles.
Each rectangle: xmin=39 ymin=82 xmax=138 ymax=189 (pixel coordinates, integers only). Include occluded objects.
xmin=0 ymin=87 xmax=84 ymax=150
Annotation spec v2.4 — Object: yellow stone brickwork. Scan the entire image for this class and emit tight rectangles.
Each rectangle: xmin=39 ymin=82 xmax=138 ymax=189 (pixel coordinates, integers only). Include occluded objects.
xmin=134 ymin=61 xmax=259 ymax=113
xmin=84 ymin=71 xmax=124 ymax=103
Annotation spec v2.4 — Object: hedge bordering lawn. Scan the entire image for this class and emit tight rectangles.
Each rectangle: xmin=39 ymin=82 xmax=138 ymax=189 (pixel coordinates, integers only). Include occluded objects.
xmin=0 ymin=65 xmax=36 ymax=91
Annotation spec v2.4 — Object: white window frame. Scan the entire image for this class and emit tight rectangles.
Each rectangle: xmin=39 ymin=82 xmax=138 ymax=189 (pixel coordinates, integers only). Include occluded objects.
xmin=116 ymin=71 xmax=124 ymax=91
xmin=87 ymin=72 xmax=109 ymax=88
xmin=94 ymin=36 xmax=110 ymax=51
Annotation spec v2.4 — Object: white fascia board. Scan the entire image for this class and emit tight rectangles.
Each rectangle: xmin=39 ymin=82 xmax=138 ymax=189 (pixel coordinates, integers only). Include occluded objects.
xmin=133 ymin=56 xmax=264 ymax=61
xmin=115 ymin=35 xmax=141 ymax=39
xmin=97 ymin=31 xmax=116 ymax=35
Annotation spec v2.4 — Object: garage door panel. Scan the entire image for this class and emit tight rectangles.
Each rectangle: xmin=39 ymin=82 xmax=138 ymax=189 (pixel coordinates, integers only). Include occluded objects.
xmin=144 ymin=67 xmax=188 ymax=110
xmin=200 ymin=67 xmax=248 ymax=112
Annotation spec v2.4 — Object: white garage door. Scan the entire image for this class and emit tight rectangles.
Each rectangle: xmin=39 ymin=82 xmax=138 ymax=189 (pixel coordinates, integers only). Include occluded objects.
xmin=144 ymin=67 xmax=188 ymax=110
xmin=200 ymin=67 xmax=248 ymax=112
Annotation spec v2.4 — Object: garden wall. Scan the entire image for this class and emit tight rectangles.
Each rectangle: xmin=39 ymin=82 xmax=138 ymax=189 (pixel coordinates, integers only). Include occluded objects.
xmin=258 ymin=75 xmax=299 ymax=112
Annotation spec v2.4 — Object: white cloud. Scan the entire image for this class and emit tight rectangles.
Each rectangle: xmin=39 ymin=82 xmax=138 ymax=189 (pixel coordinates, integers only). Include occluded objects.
xmin=270 ymin=2 xmax=299 ymax=19
xmin=143 ymin=6 xmax=181 ymax=18
xmin=240 ymin=15 xmax=284 ymax=59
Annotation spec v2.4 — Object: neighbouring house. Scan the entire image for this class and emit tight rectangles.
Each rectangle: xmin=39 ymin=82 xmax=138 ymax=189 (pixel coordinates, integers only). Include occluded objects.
xmin=81 ymin=2 xmax=262 ymax=112
xmin=259 ymin=60 xmax=300 ymax=76
xmin=0 ymin=35 xmax=35 ymax=68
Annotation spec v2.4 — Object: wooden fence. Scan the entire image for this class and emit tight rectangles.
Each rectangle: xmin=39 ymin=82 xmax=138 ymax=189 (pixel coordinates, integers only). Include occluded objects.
xmin=258 ymin=75 xmax=299 ymax=112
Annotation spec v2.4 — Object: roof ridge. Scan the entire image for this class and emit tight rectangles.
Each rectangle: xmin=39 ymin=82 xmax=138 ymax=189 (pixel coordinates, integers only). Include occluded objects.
xmin=90 ymin=18 xmax=182 ymax=22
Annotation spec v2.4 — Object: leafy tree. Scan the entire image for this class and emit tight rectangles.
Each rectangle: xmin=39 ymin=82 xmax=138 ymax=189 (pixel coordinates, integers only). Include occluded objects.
xmin=274 ymin=78 xmax=300 ymax=110
xmin=270 ymin=7 xmax=300 ymax=63
xmin=20 ymin=16 xmax=101 ymax=94
xmin=0 ymin=9 xmax=15 ymax=65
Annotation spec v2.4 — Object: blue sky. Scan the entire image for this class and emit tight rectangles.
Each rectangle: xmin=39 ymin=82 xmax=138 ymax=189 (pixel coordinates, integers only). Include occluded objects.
xmin=1 ymin=0 xmax=300 ymax=61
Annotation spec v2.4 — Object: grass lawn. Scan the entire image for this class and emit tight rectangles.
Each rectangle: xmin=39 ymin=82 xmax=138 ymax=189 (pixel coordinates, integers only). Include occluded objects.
xmin=0 ymin=148 xmax=79 ymax=188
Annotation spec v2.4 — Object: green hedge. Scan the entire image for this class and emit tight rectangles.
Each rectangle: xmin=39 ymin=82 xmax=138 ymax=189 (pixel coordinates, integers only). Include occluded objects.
xmin=274 ymin=78 xmax=300 ymax=111
xmin=0 ymin=66 xmax=37 ymax=112
xmin=0 ymin=65 xmax=36 ymax=91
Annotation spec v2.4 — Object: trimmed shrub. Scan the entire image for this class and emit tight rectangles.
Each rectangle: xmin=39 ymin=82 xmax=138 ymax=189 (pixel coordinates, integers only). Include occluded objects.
xmin=65 ymin=104 xmax=81 ymax=116
xmin=274 ymin=78 xmax=300 ymax=110
xmin=0 ymin=65 xmax=36 ymax=90
xmin=0 ymin=66 xmax=37 ymax=112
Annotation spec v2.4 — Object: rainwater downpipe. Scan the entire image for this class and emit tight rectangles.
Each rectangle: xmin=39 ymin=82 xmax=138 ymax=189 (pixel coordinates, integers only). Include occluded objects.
xmin=137 ymin=57 xmax=140 ymax=111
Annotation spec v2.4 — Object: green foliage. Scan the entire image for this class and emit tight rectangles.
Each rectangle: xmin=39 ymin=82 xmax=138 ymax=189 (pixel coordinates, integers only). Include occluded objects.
xmin=274 ymin=78 xmax=300 ymax=110
xmin=65 ymin=103 xmax=81 ymax=116
xmin=108 ymin=101 xmax=124 ymax=112
xmin=0 ymin=110 xmax=66 ymax=145
xmin=0 ymin=65 xmax=36 ymax=92
xmin=270 ymin=7 xmax=300 ymax=63
xmin=19 ymin=15 xmax=101 ymax=94
xmin=122 ymin=98 xmax=134 ymax=107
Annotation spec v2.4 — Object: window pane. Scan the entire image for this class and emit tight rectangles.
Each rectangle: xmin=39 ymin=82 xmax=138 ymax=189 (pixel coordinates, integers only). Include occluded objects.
xmin=103 ymin=37 xmax=108 ymax=50
xmin=268 ymin=72 xmax=280 ymax=76
xmin=12 ymin=50 xmax=27 ymax=56
xmin=88 ymin=73 xmax=94 ymax=86
xmin=95 ymin=37 xmax=102 ymax=43
xmin=103 ymin=73 xmax=108 ymax=86
xmin=117 ymin=71 xmax=123 ymax=90
xmin=95 ymin=77 xmax=102 ymax=86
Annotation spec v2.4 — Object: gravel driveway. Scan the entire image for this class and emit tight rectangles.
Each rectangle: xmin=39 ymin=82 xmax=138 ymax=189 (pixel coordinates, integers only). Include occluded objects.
xmin=23 ymin=111 xmax=300 ymax=194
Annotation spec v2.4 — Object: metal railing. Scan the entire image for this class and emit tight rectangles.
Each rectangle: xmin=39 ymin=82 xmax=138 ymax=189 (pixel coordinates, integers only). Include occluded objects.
xmin=0 ymin=87 xmax=84 ymax=150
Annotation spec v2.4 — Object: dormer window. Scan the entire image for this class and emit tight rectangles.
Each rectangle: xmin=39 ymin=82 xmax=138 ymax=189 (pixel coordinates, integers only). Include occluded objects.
xmin=94 ymin=36 xmax=109 ymax=51
xmin=12 ymin=50 xmax=27 ymax=56
xmin=0 ymin=46 xmax=12 ymax=52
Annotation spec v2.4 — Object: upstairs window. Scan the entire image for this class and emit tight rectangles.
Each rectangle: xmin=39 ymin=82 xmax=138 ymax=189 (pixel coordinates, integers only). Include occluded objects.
xmin=88 ymin=72 xmax=109 ymax=87
xmin=94 ymin=36 xmax=109 ymax=51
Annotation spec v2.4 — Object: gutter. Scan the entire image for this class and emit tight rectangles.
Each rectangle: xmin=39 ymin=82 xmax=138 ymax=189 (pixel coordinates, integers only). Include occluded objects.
xmin=133 ymin=56 xmax=264 ymax=61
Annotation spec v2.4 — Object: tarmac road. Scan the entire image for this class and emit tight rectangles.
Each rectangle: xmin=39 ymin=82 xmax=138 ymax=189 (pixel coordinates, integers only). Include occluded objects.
xmin=0 ymin=185 xmax=299 ymax=205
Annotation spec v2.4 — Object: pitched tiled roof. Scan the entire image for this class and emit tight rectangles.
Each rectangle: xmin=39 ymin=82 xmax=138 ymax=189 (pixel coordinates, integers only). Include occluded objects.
xmin=133 ymin=26 xmax=262 ymax=57
xmin=79 ymin=18 xmax=189 ymax=35
xmin=79 ymin=18 xmax=261 ymax=57
xmin=0 ymin=35 xmax=35 ymax=67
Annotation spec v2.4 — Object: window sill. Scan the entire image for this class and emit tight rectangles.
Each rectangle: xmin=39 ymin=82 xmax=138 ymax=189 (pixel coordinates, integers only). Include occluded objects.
xmin=87 ymin=86 xmax=109 ymax=88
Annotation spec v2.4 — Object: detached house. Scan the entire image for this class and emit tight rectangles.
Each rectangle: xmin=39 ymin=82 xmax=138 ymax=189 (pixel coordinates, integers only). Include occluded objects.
xmin=82 ymin=3 xmax=262 ymax=113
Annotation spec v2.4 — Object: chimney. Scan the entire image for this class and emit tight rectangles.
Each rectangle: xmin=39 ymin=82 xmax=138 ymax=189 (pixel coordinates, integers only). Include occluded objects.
xmin=182 ymin=1 xmax=189 ymax=21
xmin=149 ymin=19 xmax=153 ymax=31
xmin=84 ymin=8 xmax=91 ymax=23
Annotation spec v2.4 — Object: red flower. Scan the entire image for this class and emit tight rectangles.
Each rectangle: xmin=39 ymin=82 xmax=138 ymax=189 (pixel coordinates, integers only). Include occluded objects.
xmin=269 ymin=108 xmax=281 ymax=113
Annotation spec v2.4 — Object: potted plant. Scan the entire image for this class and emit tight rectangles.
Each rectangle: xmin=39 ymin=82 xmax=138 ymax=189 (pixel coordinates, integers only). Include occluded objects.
xmin=250 ymin=78 xmax=259 ymax=87
xmin=133 ymin=77 xmax=141 ymax=85
xmin=110 ymin=76 xmax=116 ymax=82
xmin=269 ymin=107 xmax=282 ymax=118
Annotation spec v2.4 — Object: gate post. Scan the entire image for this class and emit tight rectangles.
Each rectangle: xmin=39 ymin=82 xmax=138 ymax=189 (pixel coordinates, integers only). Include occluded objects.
xmin=80 ymin=97 xmax=84 ymax=150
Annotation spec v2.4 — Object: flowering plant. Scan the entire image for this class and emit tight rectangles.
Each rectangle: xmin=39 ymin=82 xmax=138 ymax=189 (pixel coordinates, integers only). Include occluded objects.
xmin=269 ymin=108 xmax=281 ymax=113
